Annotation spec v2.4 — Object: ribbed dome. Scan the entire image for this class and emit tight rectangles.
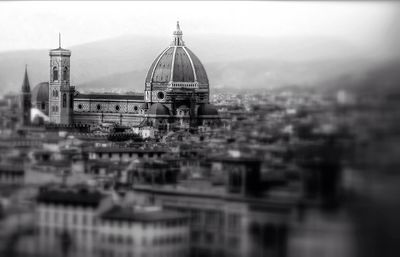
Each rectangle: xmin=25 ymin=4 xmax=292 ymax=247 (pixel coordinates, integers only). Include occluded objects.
xmin=148 ymin=103 xmax=170 ymax=116
xmin=197 ymin=104 xmax=219 ymax=116
xmin=32 ymin=82 xmax=49 ymax=103
xmin=145 ymin=22 xmax=209 ymax=86
xmin=145 ymin=46 xmax=209 ymax=85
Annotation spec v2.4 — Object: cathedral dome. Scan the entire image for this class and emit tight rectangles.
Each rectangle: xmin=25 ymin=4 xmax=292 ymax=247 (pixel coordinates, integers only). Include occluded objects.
xmin=32 ymin=82 xmax=49 ymax=103
xmin=145 ymin=22 xmax=209 ymax=86
xmin=148 ymin=103 xmax=170 ymax=116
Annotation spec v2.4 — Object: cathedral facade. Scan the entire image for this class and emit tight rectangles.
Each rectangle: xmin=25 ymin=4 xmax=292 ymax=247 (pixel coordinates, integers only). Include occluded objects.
xmin=29 ymin=22 xmax=219 ymax=131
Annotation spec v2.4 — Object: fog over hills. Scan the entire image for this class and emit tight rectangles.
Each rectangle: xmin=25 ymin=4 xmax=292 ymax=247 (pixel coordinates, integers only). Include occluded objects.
xmin=0 ymin=34 xmax=395 ymax=95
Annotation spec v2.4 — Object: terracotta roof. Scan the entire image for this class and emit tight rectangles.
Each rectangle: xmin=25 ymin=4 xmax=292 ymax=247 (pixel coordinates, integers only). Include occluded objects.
xmin=145 ymin=46 xmax=208 ymax=85
xmin=101 ymin=206 xmax=187 ymax=222
xmin=74 ymin=93 xmax=144 ymax=101
xmin=37 ymin=187 xmax=106 ymax=208
xmin=148 ymin=103 xmax=170 ymax=116
xmin=84 ymin=146 xmax=167 ymax=153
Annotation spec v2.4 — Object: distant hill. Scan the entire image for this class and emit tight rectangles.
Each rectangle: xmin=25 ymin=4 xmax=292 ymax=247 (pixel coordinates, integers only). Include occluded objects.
xmin=0 ymin=33 xmax=394 ymax=95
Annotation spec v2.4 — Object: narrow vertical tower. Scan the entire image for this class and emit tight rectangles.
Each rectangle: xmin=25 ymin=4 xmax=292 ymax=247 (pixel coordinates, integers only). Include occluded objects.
xmin=172 ymin=21 xmax=184 ymax=46
xmin=49 ymin=34 xmax=74 ymax=124
xmin=21 ymin=65 xmax=31 ymax=126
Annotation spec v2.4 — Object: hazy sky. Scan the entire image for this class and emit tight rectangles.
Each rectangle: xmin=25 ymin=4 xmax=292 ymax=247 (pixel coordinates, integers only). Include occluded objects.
xmin=0 ymin=1 xmax=398 ymax=53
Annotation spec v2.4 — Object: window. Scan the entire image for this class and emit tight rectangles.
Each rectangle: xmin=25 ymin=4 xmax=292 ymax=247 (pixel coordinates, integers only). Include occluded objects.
xmin=97 ymin=104 xmax=101 ymax=111
xmin=157 ymin=91 xmax=165 ymax=100
xmin=228 ymin=236 xmax=239 ymax=248
xmin=190 ymin=210 xmax=202 ymax=226
xmin=115 ymin=105 xmax=120 ymax=111
xmin=263 ymin=224 xmax=278 ymax=246
xmin=227 ymin=214 xmax=240 ymax=231
xmin=52 ymin=105 xmax=59 ymax=113
xmin=53 ymin=67 xmax=58 ymax=81
xmin=53 ymin=89 xmax=58 ymax=97
xmin=41 ymin=102 xmax=45 ymax=110
xmin=63 ymin=212 xmax=68 ymax=226
xmin=134 ymin=106 xmax=138 ymax=111
xmin=205 ymin=211 xmax=220 ymax=228
xmin=78 ymin=104 xmax=83 ymax=110
xmin=72 ymin=213 xmax=77 ymax=225
xmin=63 ymin=67 xmax=68 ymax=81
xmin=126 ymin=236 xmax=133 ymax=245
xmin=62 ymin=94 xmax=67 ymax=108
xmin=190 ymin=231 xmax=201 ymax=243
xmin=45 ymin=210 xmax=51 ymax=222
xmin=205 ymin=232 xmax=215 ymax=244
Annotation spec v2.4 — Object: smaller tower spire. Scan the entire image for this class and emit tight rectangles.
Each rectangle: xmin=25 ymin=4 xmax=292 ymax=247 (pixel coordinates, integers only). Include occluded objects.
xmin=59 ymin=33 xmax=61 ymax=48
xmin=21 ymin=65 xmax=31 ymax=126
xmin=21 ymin=65 xmax=30 ymax=93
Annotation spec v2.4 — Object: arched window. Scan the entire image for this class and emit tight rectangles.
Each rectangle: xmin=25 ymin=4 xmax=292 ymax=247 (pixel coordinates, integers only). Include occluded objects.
xmin=53 ymin=67 xmax=58 ymax=81
xmin=63 ymin=67 xmax=68 ymax=81
xmin=62 ymin=93 xmax=67 ymax=108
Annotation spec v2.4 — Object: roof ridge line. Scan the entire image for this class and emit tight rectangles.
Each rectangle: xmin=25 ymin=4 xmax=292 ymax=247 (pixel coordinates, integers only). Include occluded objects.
xmin=150 ymin=47 xmax=171 ymax=84
xmin=169 ymin=46 xmax=177 ymax=83
xmin=182 ymin=46 xmax=197 ymax=82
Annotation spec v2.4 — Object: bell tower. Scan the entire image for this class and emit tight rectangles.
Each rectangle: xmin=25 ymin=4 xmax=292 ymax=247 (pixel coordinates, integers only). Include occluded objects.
xmin=49 ymin=34 xmax=74 ymax=124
